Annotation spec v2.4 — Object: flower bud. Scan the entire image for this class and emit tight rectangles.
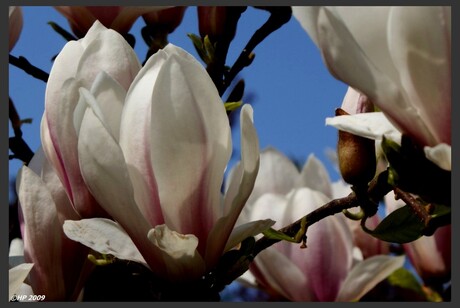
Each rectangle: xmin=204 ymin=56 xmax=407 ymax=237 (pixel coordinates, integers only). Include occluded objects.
xmin=142 ymin=7 xmax=186 ymax=34
xmin=337 ymin=108 xmax=376 ymax=186
xmin=55 ymin=6 xmax=168 ymax=38
xmin=336 ymin=88 xmax=377 ymax=187
xmin=9 ymin=6 xmax=23 ymax=51
xmin=197 ymin=6 xmax=246 ymax=42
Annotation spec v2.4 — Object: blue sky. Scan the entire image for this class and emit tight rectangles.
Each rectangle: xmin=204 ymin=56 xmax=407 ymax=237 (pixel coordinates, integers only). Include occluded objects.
xmin=8 ymin=6 xmax=348 ymax=201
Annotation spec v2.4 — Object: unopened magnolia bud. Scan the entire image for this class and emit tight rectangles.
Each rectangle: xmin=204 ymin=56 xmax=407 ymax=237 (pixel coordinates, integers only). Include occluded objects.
xmin=142 ymin=7 xmax=186 ymax=34
xmin=197 ymin=6 xmax=246 ymax=42
xmin=9 ymin=6 xmax=23 ymax=51
xmin=336 ymin=108 xmax=377 ymax=186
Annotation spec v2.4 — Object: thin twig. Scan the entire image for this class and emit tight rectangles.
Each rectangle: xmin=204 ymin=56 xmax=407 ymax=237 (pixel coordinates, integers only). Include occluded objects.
xmin=9 ymin=54 xmax=49 ymax=82
xmin=393 ymin=187 xmax=431 ymax=226
xmin=221 ymin=7 xmax=291 ymax=95
xmin=9 ymin=98 xmax=34 ymax=164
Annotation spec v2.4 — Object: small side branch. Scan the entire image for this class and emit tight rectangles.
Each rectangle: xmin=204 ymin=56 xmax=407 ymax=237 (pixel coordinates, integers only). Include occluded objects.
xmin=9 ymin=54 xmax=49 ymax=82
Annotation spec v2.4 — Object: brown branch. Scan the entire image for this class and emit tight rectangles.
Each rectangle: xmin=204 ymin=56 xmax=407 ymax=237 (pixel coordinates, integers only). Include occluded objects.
xmin=9 ymin=54 xmax=49 ymax=82
xmin=221 ymin=6 xmax=292 ymax=95
xmin=393 ymin=187 xmax=431 ymax=227
xmin=9 ymin=98 xmax=34 ymax=164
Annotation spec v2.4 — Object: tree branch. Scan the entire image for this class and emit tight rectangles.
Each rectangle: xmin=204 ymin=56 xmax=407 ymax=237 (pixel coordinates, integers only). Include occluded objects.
xmin=9 ymin=54 xmax=49 ymax=82
xmin=253 ymin=169 xmax=393 ymax=257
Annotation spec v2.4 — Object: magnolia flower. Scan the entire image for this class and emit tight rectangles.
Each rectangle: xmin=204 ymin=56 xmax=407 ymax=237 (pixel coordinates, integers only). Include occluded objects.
xmin=55 ymin=21 xmax=265 ymax=282
xmin=41 ymin=20 xmax=142 ymax=218
xmin=9 ymin=6 xmax=23 ymax=51
xmin=55 ymin=6 xmax=170 ymax=37
xmin=235 ymin=148 xmax=403 ymax=301
xmin=292 ymin=7 xmax=451 ymax=170
xmin=16 ymin=148 xmax=92 ymax=301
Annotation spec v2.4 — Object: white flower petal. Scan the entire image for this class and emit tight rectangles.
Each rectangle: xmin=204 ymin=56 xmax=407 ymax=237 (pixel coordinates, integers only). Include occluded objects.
xmin=9 ymin=238 xmax=24 ymax=257
xmin=147 ymin=224 xmax=205 ymax=281
xmin=63 ymin=218 xmax=148 ymax=267
xmin=424 ymin=143 xmax=451 ymax=171
xmin=206 ymin=104 xmax=259 ymax=268
xmin=88 ymin=71 xmax=126 ymax=141
xmin=388 ymin=7 xmax=451 ymax=145
xmin=246 ymin=147 xmax=299 ymax=207
xmin=296 ymin=154 xmax=332 ymax=198
xmin=9 ymin=263 xmax=34 ymax=301
xmin=326 ymin=112 xmax=402 ymax=144
xmin=292 ymin=6 xmax=321 ymax=46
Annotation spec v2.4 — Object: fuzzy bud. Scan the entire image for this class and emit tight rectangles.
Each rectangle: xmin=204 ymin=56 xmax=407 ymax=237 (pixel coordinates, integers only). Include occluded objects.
xmin=197 ymin=6 xmax=246 ymax=42
xmin=336 ymin=107 xmax=377 ymax=186
xmin=142 ymin=7 xmax=186 ymax=34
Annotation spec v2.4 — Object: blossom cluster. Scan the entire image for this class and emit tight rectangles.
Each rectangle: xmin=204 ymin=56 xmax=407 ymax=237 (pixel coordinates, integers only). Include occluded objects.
xmin=9 ymin=6 xmax=451 ymax=302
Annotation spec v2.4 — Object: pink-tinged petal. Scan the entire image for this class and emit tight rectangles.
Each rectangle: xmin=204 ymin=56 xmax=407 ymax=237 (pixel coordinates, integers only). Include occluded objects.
xmin=147 ymin=224 xmax=206 ymax=281
xmin=282 ymin=188 xmax=353 ymax=301
xmin=77 ymin=107 xmax=168 ymax=278
xmin=224 ymin=219 xmax=275 ymax=252
xmin=350 ymin=215 xmax=390 ymax=259
xmin=245 ymin=147 xmax=299 ymax=207
xmin=424 ymin=144 xmax=451 ymax=171
xmin=119 ymin=50 xmax=169 ymax=227
xmin=44 ymin=78 xmax=105 ymax=218
xmin=206 ymin=105 xmax=258 ymax=268
xmin=63 ymin=218 xmax=148 ymax=268
xmin=76 ymin=24 xmax=141 ymax=91
xmin=9 ymin=6 xmax=23 ymax=51
xmin=19 ymin=149 xmax=90 ymax=300
xmin=253 ymin=247 xmax=314 ymax=301
xmin=340 ymin=87 xmax=374 ymax=115
xmin=17 ymin=166 xmax=66 ymax=299
xmin=388 ymin=7 xmax=451 ymax=145
xmin=149 ymin=49 xmax=231 ymax=245
xmin=336 ymin=255 xmax=405 ymax=302
xmin=326 ymin=112 xmax=402 ymax=144
xmin=28 ymin=147 xmax=81 ymax=226
xmin=9 ymin=263 xmax=34 ymax=300
xmin=296 ymin=154 xmax=332 ymax=198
